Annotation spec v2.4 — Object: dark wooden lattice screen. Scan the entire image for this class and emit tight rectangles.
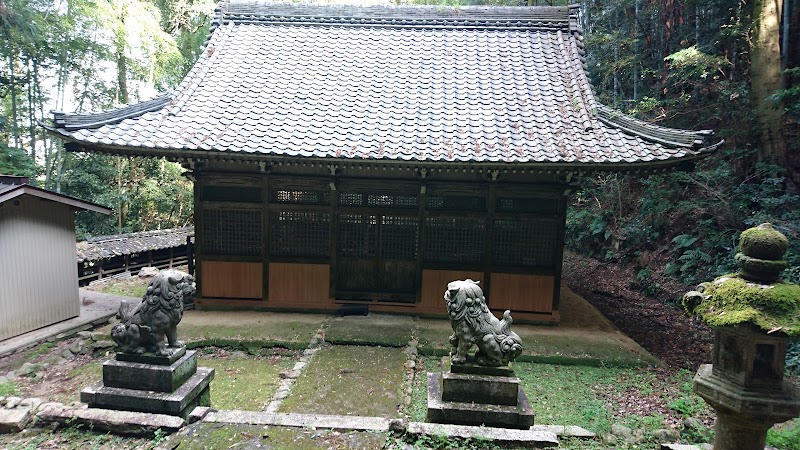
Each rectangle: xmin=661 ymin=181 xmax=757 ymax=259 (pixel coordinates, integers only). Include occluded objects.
xmin=381 ymin=216 xmax=418 ymax=260
xmin=426 ymin=195 xmax=486 ymax=211
xmin=424 ymin=217 xmax=485 ymax=264
xmin=203 ymin=186 xmax=261 ymax=203
xmin=337 ymin=214 xmax=377 ymax=257
xmin=339 ymin=192 xmax=418 ymax=208
xmin=202 ymin=209 xmax=262 ymax=256
xmin=270 ymin=211 xmax=330 ymax=258
xmin=492 ymin=218 xmax=558 ymax=267
xmin=496 ymin=197 xmax=559 ymax=214
xmin=271 ymin=189 xmax=330 ymax=205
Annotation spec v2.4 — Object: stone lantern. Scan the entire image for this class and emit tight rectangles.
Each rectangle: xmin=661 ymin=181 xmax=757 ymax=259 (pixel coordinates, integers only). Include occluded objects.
xmin=683 ymin=223 xmax=800 ymax=450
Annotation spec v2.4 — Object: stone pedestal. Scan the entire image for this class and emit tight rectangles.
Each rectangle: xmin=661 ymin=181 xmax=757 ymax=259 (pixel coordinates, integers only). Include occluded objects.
xmin=427 ymin=358 xmax=534 ymax=429
xmin=81 ymin=349 xmax=214 ymax=419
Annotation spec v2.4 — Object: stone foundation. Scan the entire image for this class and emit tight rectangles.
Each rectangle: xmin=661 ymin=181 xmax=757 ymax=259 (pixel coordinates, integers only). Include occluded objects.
xmin=426 ymin=358 xmax=534 ymax=429
xmin=81 ymin=349 xmax=214 ymax=418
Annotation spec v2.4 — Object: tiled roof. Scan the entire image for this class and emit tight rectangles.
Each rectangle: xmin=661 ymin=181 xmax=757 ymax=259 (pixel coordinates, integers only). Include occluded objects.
xmin=76 ymin=226 xmax=193 ymax=262
xmin=45 ymin=1 xmax=721 ymax=169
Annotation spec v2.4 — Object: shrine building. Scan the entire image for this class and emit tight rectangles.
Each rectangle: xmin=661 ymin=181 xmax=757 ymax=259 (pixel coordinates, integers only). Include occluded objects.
xmin=46 ymin=1 xmax=721 ymax=322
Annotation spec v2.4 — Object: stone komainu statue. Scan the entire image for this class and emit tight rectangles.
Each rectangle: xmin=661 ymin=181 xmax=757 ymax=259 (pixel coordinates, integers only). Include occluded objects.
xmin=111 ymin=269 xmax=195 ymax=356
xmin=445 ymin=279 xmax=523 ymax=367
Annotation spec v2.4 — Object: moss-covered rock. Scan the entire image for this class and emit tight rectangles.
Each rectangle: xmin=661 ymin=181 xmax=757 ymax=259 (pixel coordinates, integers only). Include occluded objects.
xmin=683 ymin=274 xmax=800 ymax=335
xmin=739 ymin=223 xmax=789 ymax=260
xmin=735 ymin=253 xmax=788 ymax=281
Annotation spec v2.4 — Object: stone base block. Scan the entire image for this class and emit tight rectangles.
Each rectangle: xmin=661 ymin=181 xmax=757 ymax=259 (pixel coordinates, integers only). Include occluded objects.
xmin=441 ymin=371 xmax=520 ymax=406
xmin=82 ymin=367 xmax=214 ymax=418
xmin=116 ymin=346 xmax=186 ymax=365
xmin=103 ymin=350 xmax=197 ymax=393
xmin=450 ymin=361 xmax=515 ymax=377
xmin=427 ymin=372 xmax=534 ymax=429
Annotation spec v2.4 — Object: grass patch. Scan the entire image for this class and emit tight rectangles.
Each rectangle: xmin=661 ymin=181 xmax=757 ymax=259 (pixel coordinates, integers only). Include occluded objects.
xmin=91 ymin=277 xmax=148 ymax=299
xmin=179 ymin=311 xmax=324 ymax=348
xmin=0 ymin=380 xmax=18 ymax=396
xmin=767 ymin=419 xmax=800 ymax=450
xmin=0 ymin=424 xmax=151 ymax=449
xmin=325 ymin=315 xmax=414 ymax=347
xmin=173 ymin=423 xmax=387 ymax=450
xmin=197 ymin=352 xmax=295 ymax=410
xmin=410 ymin=356 xmax=690 ymax=437
xmin=25 ymin=342 xmax=56 ymax=359
xmin=279 ymin=346 xmax=406 ymax=417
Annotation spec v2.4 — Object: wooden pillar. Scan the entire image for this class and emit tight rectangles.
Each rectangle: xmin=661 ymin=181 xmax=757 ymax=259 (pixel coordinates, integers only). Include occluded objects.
xmin=416 ymin=175 xmax=427 ymax=303
xmin=483 ymin=179 xmax=497 ymax=302
xmin=193 ymin=167 xmax=204 ymax=299
xmin=262 ymin=169 xmax=270 ymax=301
xmin=328 ymin=172 xmax=339 ymax=300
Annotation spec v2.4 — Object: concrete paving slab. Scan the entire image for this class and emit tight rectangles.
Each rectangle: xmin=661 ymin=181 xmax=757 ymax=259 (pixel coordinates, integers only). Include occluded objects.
xmin=407 ymin=422 xmax=558 ymax=448
xmin=532 ymin=424 xmax=596 ymax=438
xmin=36 ymin=403 xmax=184 ymax=437
xmin=204 ymin=410 xmax=391 ymax=432
xmin=0 ymin=289 xmax=133 ymax=357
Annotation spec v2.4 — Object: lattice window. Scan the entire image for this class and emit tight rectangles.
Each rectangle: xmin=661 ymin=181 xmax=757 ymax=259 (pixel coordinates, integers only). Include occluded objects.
xmin=271 ymin=189 xmax=330 ymax=205
xmin=339 ymin=193 xmax=363 ymax=206
xmin=492 ymin=218 xmax=558 ymax=267
xmin=426 ymin=195 xmax=486 ymax=211
xmin=496 ymin=197 xmax=559 ymax=214
xmin=424 ymin=217 xmax=485 ymax=264
xmin=202 ymin=209 xmax=262 ymax=256
xmin=337 ymin=214 xmax=376 ymax=258
xmin=367 ymin=194 xmax=418 ymax=208
xmin=381 ymin=216 xmax=418 ymax=260
xmin=339 ymin=192 xmax=418 ymax=208
xmin=270 ymin=211 xmax=330 ymax=258
xmin=203 ymin=186 xmax=261 ymax=203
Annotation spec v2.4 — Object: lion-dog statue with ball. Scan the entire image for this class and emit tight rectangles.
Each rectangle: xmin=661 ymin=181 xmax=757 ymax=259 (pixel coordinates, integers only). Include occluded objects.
xmin=445 ymin=279 xmax=523 ymax=367
xmin=111 ymin=269 xmax=195 ymax=356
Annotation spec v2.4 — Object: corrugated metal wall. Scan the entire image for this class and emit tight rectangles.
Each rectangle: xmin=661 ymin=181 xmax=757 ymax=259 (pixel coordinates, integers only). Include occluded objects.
xmin=0 ymin=196 xmax=80 ymax=340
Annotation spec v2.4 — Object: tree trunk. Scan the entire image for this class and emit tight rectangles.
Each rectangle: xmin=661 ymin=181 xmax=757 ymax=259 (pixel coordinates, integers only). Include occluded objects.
xmin=750 ymin=0 xmax=786 ymax=165
xmin=8 ymin=52 xmax=20 ymax=150
xmin=115 ymin=0 xmax=129 ymax=105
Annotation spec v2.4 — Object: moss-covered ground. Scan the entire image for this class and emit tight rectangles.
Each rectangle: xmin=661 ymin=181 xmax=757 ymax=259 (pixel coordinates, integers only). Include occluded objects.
xmin=197 ymin=349 xmax=297 ymax=410
xmin=326 ymin=314 xmax=414 ymax=347
xmin=415 ymin=318 xmax=658 ymax=367
xmin=171 ymin=423 xmax=387 ymax=450
xmin=279 ymin=345 xmax=407 ymax=417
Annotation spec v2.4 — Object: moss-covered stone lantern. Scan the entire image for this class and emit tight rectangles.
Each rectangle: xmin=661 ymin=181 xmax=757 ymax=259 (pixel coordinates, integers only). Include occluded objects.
xmin=683 ymin=223 xmax=800 ymax=450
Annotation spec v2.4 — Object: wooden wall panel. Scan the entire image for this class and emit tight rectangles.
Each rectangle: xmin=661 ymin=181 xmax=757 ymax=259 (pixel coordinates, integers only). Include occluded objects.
xmin=488 ymin=273 xmax=554 ymax=313
xmin=419 ymin=270 xmax=484 ymax=315
xmin=268 ymin=263 xmax=330 ymax=305
xmin=201 ymin=261 xmax=263 ymax=299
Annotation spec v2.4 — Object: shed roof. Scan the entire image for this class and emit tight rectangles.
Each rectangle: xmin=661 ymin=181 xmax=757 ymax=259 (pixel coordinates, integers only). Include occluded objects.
xmin=76 ymin=226 xmax=193 ymax=262
xmin=45 ymin=1 xmax=721 ymax=171
xmin=0 ymin=178 xmax=111 ymax=214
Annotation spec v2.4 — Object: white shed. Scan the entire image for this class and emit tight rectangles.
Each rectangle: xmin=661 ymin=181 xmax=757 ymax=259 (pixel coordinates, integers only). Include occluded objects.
xmin=0 ymin=176 xmax=110 ymax=340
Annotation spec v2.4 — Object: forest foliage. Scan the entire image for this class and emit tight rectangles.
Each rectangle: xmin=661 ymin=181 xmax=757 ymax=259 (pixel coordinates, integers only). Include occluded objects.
xmin=1 ymin=0 xmax=798 ymax=287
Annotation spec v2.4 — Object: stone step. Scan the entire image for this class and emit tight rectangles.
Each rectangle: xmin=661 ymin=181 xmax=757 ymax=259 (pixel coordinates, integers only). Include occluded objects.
xmin=441 ymin=370 xmax=520 ymax=406
xmin=427 ymin=372 xmax=534 ymax=429
xmin=36 ymin=403 xmax=184 ymax=437
xmin=103 ymin=350 xmax=197 ymax=393
xmin=407 ymin=422 xmax=557 ymax=448
xmin=81 ymin=367 xmax=214 ymax=418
